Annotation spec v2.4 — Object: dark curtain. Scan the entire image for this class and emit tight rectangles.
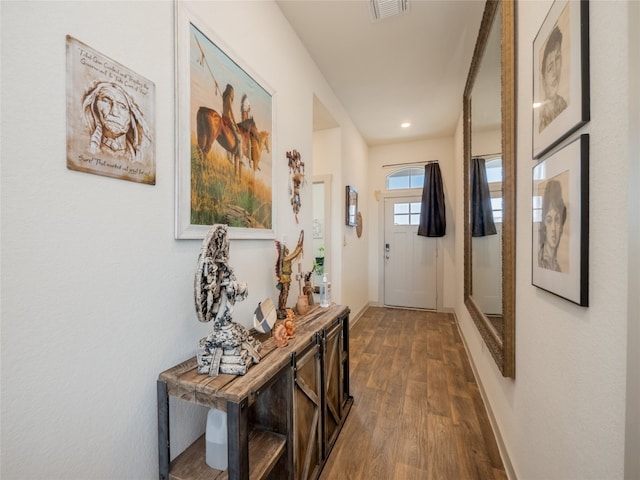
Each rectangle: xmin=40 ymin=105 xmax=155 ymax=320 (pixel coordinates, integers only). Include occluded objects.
xmin=417 ymin=162 xmax=446 ymax=237
xmin=471 ymin=157 xmax=497 ymax=237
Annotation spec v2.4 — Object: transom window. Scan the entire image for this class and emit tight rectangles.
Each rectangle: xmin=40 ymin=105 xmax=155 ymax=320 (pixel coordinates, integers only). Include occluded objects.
xmin=394 ymin=202 xmax=422 ymax=225
xmin=386 ymin=167 xmax=424 ymax=190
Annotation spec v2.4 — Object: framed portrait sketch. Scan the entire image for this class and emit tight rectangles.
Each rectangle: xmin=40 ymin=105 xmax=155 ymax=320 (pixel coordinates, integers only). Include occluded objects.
xmin=174 ymin=3 xmax=275 ymax=239
xmin=66 ymin=36 xmax=156 ymax=185
xmin=532 ymin=0 xmax=589 ymax=159
xmin=345 ymin=186 xmax=358 ymax=227
xmin=532 ymin=134 xmax=589 ymax=306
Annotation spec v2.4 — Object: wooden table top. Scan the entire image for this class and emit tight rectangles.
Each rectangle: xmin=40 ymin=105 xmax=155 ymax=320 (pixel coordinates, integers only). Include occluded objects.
xmin=158 ymin=303 xmax=349 ymax=409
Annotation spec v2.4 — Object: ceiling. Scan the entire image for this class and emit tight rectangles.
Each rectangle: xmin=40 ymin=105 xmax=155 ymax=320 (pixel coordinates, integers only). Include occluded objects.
xmin=276 ymin=0 xmax=486 ymax=146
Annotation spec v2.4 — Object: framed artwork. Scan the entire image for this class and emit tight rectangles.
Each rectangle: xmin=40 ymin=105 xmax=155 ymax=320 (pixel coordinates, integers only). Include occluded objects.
xmin=66 ymin=36 xmax=156 ymax=185
xmin=174 ymin=3 xmax=275 ymax=239
xmin=532 ymin=134 xmax=589 ymax=306
xmin=532 ymin=0 xmax=589 ymax=159
xmin=345 ymin=186 xmax=358 ymax=227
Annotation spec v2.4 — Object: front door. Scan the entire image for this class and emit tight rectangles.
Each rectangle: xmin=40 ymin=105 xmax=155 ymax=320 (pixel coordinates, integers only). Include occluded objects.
xmin=383 ymin=196 xmax=437 ymax=309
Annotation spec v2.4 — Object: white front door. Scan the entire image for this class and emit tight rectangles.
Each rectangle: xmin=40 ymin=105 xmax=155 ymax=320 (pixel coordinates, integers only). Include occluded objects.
xmin=383 ymin=196 xmax=437 ymax=309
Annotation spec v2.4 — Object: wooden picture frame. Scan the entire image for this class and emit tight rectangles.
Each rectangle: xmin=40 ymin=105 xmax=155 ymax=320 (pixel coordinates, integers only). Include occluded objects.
xmin=532 ymin=0 xmax=589 ymax=159
xmin=174 ymin=3 xmax=275 ymax=239
xmin=532 ymin=134 xmax=589 ymax=306
xmin=345 ymin=186 xmax=357 ymax=227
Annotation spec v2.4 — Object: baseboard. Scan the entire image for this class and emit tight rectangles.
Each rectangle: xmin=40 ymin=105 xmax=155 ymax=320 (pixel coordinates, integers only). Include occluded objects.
xmin=452 ymin=312 xmax=517 ymax=480
xmin=347 ymin=302 xmax=371 ymax=328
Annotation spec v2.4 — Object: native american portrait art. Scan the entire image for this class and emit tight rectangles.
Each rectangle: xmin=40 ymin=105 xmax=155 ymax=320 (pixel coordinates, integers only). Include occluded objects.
xmin=66 ymin=36 xmax=156 ymax=185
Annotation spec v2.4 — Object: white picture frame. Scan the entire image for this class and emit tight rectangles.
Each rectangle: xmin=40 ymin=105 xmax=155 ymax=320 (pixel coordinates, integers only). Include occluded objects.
xmin=174 ymin=2 xmax=276 ymax=240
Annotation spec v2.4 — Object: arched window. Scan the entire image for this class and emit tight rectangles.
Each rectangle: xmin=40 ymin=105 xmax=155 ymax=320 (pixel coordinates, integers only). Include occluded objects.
xmin=386 ymin=167 xmax=424 ymax=190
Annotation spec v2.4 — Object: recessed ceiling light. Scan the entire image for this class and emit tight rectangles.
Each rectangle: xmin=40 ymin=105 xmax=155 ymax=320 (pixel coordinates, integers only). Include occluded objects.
xmin=401 ymin=122 xmax=411 ymax=128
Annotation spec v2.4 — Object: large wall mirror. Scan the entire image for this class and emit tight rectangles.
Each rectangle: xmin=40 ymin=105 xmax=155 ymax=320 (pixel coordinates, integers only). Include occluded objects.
xmin=463 ymin=0 xmax=516 ymax=377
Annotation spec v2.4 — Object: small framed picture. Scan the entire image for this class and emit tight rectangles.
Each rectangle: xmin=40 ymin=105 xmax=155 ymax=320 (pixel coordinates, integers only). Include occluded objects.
xmin=532 ymin=134 xmax=589 ymax=306
xmin=345 ymin=185 xmax=358 ymax=227
xmin=532 ymin=0 xmax=589 ymax=159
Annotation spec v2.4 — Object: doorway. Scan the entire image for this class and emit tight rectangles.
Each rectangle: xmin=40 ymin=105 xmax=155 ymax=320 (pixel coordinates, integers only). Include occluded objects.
xmin=312 ymin=175 xmax=332 ymax=296
xmin=383 ymin=196 xmax=437 ymax=309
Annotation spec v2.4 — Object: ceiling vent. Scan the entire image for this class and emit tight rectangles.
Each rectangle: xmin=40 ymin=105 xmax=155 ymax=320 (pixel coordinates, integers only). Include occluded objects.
xmin=369 ymin=0 xmax=409 ymax=22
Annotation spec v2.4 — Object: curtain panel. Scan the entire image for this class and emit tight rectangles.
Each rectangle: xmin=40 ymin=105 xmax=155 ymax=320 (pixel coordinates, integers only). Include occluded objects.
xmin=418 ymin=162 xmax=446 ymax=237
xmin=471 ymin=157 xmax=497 ymax=237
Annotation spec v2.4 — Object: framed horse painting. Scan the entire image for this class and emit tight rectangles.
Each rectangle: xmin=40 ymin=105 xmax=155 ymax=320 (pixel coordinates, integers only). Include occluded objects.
xmin=175 ymin=2 xmax=275 ymax=239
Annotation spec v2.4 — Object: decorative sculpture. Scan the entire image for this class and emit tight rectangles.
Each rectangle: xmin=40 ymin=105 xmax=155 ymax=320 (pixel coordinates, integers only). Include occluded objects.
xmin=303 ymin=271 xmax=315 ymax=306
xmin=287 ymin=150 xmax=305 ymax=223
xmin=195 ymin=224 xmax=261 ymax=377
xmin=273 ymin=322 xmax=289 ymax=348
xmin=284 ymin=309 xmax=296 ymax=338
xmin=274 ymin=230 xmax=304 ymax=318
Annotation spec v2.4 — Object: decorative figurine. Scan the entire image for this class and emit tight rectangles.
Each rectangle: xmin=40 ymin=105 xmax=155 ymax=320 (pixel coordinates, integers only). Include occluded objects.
xmin=284 ymin=309 xmax=296 ymax=338
xmin=295 ymin=261 xmax=310 ymax=315
xmin=194 ymin=224 xmax=261 ymax=377
xmin=303 ymin=271 xmax=315 ymax=306
xmin=274 ymin=230 xmax=304 ymax=319
xmin=287 ymin=150 xmax=305 ymax=223
xmin=273 ymin=322 xmax=289 ymax=348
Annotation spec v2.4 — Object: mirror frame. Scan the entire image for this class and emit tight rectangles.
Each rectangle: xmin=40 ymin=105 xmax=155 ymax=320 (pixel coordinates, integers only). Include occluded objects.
xmin=463 ymin=0 xmax=516 ymax=378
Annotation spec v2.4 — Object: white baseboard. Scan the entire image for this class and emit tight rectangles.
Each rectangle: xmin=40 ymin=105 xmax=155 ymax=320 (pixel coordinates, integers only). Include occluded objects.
xmin=452 ymin=312 xmax=517 ymax=480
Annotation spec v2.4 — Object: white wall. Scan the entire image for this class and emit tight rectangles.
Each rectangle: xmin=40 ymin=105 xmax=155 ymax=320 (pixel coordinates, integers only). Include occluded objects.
xmin=368 ymin=138 xmax=457 ymax=310
xmin=0 ymin=1 xmax=368 ymax=478
xmin=455 ymin=1 xmax=633 ymax=478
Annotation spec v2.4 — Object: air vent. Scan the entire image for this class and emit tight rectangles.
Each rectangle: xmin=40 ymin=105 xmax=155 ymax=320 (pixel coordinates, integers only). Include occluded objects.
xmin=369 ymin=0 xmax=409 ymax=21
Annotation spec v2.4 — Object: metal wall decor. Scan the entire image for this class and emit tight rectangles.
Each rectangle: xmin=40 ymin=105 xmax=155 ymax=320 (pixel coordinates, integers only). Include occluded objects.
xmin=287 ymin=150 xmax=305 ymax=223
xmin=356 ymin=212 xmax=363 ymax=238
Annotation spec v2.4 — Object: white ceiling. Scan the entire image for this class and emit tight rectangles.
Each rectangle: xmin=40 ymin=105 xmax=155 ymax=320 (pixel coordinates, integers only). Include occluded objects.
xmin=277 ymin=0 xmax=487 ymax=146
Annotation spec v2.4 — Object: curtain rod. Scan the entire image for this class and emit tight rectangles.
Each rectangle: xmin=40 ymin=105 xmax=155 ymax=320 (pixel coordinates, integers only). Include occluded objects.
xmin=382 ymin=160 xmax=438 ymax=168
xmin=473 ymin=152 xmax=501 ymax=158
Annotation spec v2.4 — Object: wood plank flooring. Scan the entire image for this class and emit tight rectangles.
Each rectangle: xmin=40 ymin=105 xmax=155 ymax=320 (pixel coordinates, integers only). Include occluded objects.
xmin=319 ymin=307 xmax=507 ymax=480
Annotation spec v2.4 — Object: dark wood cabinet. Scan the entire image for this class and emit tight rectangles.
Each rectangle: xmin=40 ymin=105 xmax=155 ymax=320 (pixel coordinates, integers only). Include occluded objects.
xmin=292 ymin=341 xmax=323 ymax=480
xmin=157 ymin=304 xmax=352 ymax=480
xmin=322 ymin=317 xmax=349 ymax=454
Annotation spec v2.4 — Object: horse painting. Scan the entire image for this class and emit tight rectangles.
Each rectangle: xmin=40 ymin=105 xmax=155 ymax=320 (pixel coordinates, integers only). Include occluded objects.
xmin=237 ymin=118 xmax=270 ymax=173
xmin=197 ymin=107 xmax=270 ymax=179
xmin=196 ymin=106 xmax=244 ymax=178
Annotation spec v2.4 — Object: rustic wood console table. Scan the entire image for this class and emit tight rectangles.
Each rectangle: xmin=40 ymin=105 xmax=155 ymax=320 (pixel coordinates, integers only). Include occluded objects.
xmin=157 ymin=304 xmax=352 ymax=480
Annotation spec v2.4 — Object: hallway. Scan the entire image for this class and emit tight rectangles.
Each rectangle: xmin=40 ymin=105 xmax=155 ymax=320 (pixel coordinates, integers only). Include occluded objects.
xmin=320 ymin=307 xmax=507 ymax=480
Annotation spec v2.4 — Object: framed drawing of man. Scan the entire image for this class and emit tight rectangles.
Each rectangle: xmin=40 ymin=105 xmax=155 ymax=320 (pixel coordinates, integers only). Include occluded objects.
xmin=532 ymin=0 xmax=589 ymax=159
xmin=174 ymin=3 xmax=275 ymax=240
xmin=66 ymin=36 xmax=156 ymax=185
xmin=532 ymin=134 xmax=589 ymax=306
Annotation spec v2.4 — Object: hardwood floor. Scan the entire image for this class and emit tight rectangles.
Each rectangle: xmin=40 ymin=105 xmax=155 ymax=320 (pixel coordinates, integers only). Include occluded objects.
xmin=319 ymin=307 xmax=507 ymax=480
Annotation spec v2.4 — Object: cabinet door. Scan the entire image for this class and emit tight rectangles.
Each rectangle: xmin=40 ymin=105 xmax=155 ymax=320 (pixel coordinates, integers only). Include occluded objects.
xmin=323 ymin=320 xmax=345 ymax=452
xmin=292 ymin=341 xmax=323 ymax=480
